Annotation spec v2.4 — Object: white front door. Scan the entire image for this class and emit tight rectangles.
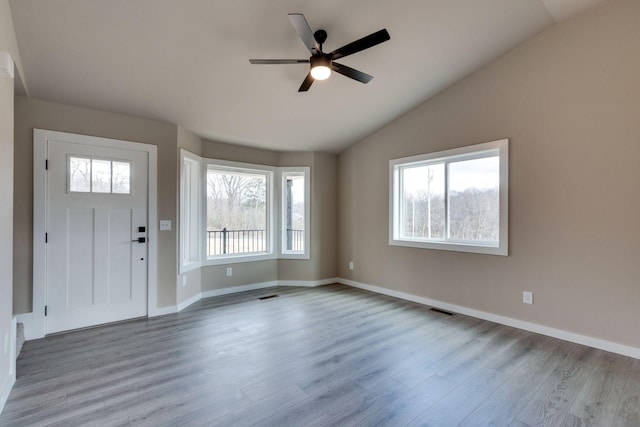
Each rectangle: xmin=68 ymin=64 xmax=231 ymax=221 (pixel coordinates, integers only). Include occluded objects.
xmin=45 ymin=138 xmax=149 ymax=334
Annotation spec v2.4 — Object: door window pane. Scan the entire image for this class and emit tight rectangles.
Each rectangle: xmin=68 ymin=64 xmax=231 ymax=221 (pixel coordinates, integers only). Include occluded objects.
xmin=69 ymin=157 xmax=91 ymax=192
xmin=112 ymin=161 xmax=131 ymax=194
xmin=91 ymin=159 xmax=111 ymax=193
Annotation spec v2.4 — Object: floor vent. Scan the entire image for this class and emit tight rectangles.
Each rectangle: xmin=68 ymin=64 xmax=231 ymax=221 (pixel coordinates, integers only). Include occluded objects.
xmin=258 ymin=295 xmax=279 ymax=300
xmin=430 ymin=307 xmax=454 ymax=316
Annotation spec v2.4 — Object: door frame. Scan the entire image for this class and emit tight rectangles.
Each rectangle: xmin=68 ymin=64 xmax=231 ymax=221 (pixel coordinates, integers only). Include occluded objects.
xmin=32 ymin=129 xmax=158 ymax=338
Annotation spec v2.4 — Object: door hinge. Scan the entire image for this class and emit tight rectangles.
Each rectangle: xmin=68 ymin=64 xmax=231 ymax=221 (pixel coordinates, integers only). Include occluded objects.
xmin=45 ymin=305 xmax=48 ymax=316
xmin=45 ymin=232 xmax=48 ymax=243
xmin=45 ymin=159 xmax=48 ymax=170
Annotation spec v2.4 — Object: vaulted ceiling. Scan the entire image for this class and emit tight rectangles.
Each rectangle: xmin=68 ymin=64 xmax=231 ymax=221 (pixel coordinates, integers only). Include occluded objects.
xmin=10 ymin=0 xmax=610 ymax=152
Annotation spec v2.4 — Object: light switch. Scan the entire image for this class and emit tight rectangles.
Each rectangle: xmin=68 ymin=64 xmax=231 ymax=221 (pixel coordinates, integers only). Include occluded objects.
xmin=159 ymin=220 xmax=172 ymax=231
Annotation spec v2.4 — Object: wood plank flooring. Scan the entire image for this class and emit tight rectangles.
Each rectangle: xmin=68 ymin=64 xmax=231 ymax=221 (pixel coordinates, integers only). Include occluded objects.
xmin=2 ymin=284 xmax=639 ymax=426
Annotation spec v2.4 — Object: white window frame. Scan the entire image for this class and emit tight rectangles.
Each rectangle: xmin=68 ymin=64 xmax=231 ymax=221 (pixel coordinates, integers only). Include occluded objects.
xmin=279 ymin=167 xmax=311 ymax=259
xmin=389 ymin=139 xmax=509 ymax=256
xmin=204 ymin=159 xmax=276 ymax=265
xmin=179 ymin=149 xmax=202 ymax=273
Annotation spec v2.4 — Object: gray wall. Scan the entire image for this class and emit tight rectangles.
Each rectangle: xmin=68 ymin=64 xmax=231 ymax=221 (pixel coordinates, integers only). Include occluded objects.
xmin=13 ymin=97 xmax=179 ymax=312
xmin=338 ymin=0 xmax=640 ymax=349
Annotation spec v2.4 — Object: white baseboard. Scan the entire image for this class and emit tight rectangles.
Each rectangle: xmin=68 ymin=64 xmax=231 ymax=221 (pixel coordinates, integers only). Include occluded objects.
xmin=338 ymin=278 xmax=640 ymax=360
xmin=17 ymin=279 xmax=339 ymax=338
xmin=176 ymin=281 xmax=279 ymax=313
xmin=17 ymin=276 xmax=637 ymax=360
xmin=10 ymin=317 xmax=16 ymax=374
xmin=278 ymin=278 xmax=339 ymax=288
xmin=148 ymin=305 xmax=177 ymax=317
xmin=178 ymin=279 xmax=339 ymax=312
xmin=19 ymin=303 xmax=181 ymax=336
xmin=201 ymin=280 xmax=279 ymax=300
xmin=0 ymin=318 xmax=17 ymax=415
xmin=15 ymin=312 xmax=37 ymax=341
xmin=0 ymin=372 xmax=14 ymax=418
xmin=176 ymin=292 xmax=202 ymax=312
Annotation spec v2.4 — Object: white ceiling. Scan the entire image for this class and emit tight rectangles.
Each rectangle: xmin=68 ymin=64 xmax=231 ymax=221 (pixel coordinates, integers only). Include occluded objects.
xmin=9 ymin=0 xmax=610 ymax=153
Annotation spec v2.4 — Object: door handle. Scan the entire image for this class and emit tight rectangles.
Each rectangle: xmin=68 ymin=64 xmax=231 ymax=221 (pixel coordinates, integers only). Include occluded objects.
xmin=132 ymin=237 xmax=146 ymax=243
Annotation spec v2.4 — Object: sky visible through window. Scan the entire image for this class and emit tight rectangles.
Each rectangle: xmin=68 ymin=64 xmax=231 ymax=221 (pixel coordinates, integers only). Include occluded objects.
xmin=402 ymin=156 xmax=499 ymax=195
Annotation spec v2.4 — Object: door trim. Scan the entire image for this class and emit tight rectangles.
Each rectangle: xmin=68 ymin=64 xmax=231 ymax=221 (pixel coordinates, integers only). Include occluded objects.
xmin=33 ymin=129 xmax=159 ymax=338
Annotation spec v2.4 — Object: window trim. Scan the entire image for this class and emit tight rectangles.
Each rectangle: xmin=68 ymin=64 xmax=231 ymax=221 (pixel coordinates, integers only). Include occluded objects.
xmin=279 ymin=167 xmax=311 ymax=259
xmin=203 ymin=158 xmax=276 ymax=266
xmin=179 ymin=149 xmax=202 ymax=273
xmin=389 ymin=139 xmax=509 ymax=256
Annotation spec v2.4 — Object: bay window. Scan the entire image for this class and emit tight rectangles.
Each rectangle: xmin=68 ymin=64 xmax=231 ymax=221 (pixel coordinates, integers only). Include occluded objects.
xmin=179 ymin=151 xmax=310 ymax=267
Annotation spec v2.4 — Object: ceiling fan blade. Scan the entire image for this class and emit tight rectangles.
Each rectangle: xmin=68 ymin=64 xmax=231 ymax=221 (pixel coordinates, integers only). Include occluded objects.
xmin=298 ymin=72 xmax=314 ymax=92
xmin=288 ymin=13 xmax=319 ymax=54
xmin=249 ymin=59 xmax=310 ymax=64
xmin=331 ymin=62 xmax=373 ymax=84
xmin=330 ymin=29 xmax=390 ymax=60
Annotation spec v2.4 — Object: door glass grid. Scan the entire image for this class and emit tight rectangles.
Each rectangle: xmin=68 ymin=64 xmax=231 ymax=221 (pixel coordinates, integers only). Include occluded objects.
xmin=69 ymin=156 xmax=131 ymax=194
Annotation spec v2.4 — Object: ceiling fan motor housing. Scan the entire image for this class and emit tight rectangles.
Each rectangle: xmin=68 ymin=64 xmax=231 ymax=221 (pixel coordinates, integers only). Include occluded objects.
xmin=314 ymin=29 xmax=328 ymax=47
xmin=311 ymin=55 xmax=331 ymax=68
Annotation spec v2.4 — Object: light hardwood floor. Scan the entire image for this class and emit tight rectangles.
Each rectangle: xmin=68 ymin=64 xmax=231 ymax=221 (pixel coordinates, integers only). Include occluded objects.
xmin=2 ymin=284 xmax=639 ymax=426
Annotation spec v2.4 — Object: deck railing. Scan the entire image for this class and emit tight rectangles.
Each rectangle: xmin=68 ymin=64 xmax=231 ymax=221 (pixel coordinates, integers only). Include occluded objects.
xmin=286 ymin=228 xmax=304 ymax=252
xmin=207 ymin=228 xmax=265 ymax=255
xmin=207 ymin=228 xmax=304 ymax=255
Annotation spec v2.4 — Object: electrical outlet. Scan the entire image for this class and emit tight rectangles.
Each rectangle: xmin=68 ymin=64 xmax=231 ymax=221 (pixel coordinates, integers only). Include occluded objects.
xmin=226 ymin=267 xmax=233 ymax=277
xmin=182 ymin=275 xmax=187 ymax=287
xmin=349 ymin=261 xmax=354 ymax=270
xmin=159 ymin=220 xmax=172 ymax=231
xmin=523 ymin=291 xmax=534 ymax=304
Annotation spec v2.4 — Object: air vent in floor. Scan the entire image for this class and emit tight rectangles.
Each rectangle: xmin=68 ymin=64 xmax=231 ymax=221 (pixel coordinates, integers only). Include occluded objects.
xmin=430 ymin=307 xmax=454 ymax=316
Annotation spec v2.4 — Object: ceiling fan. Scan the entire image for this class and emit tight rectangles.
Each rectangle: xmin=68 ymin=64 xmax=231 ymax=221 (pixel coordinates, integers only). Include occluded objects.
xmin=249 ymin=13 xmax=390 ymax=92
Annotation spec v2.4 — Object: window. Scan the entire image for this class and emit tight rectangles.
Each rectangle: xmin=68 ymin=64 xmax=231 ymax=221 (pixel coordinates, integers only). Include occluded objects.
xmin=179 ymin=156 xmax=310 ymax=265
xmin=180 ymin=150 xmax=201 ymax=273
xmin=206 ymin=160 xmax=274 ymax=263
xmin=281 ymin=168 xmax=310 ymax=258
xmin=390 ymin=139 xmax=508 ymax=256
xmin=68 ymin=156 xmax=131 ymax=194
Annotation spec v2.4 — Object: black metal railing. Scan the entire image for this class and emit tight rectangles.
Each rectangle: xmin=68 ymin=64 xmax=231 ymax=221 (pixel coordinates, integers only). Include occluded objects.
xmin=286 ymin=229 xmax=304 ymax=252
xmin=207 ymin=228 xmax=266 ymax=255
xmin=206 ymin=228 xmax=305 ymax=255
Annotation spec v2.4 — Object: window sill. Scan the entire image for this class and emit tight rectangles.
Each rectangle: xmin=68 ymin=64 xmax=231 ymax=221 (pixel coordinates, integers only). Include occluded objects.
xmin=279 ymin=252 xmax=311 ymax=260
xmin=389 ymin=238 xmax=507 ymax=256
xmin=205 ymin=252 xmax=277 ymax=266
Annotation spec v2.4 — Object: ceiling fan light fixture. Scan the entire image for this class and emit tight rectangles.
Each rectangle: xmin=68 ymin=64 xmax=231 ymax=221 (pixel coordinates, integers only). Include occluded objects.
xmin=310 ymin=56 xmax=331 ymax=80
xmin=249 ymin=14 xmax=390 ymax=91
